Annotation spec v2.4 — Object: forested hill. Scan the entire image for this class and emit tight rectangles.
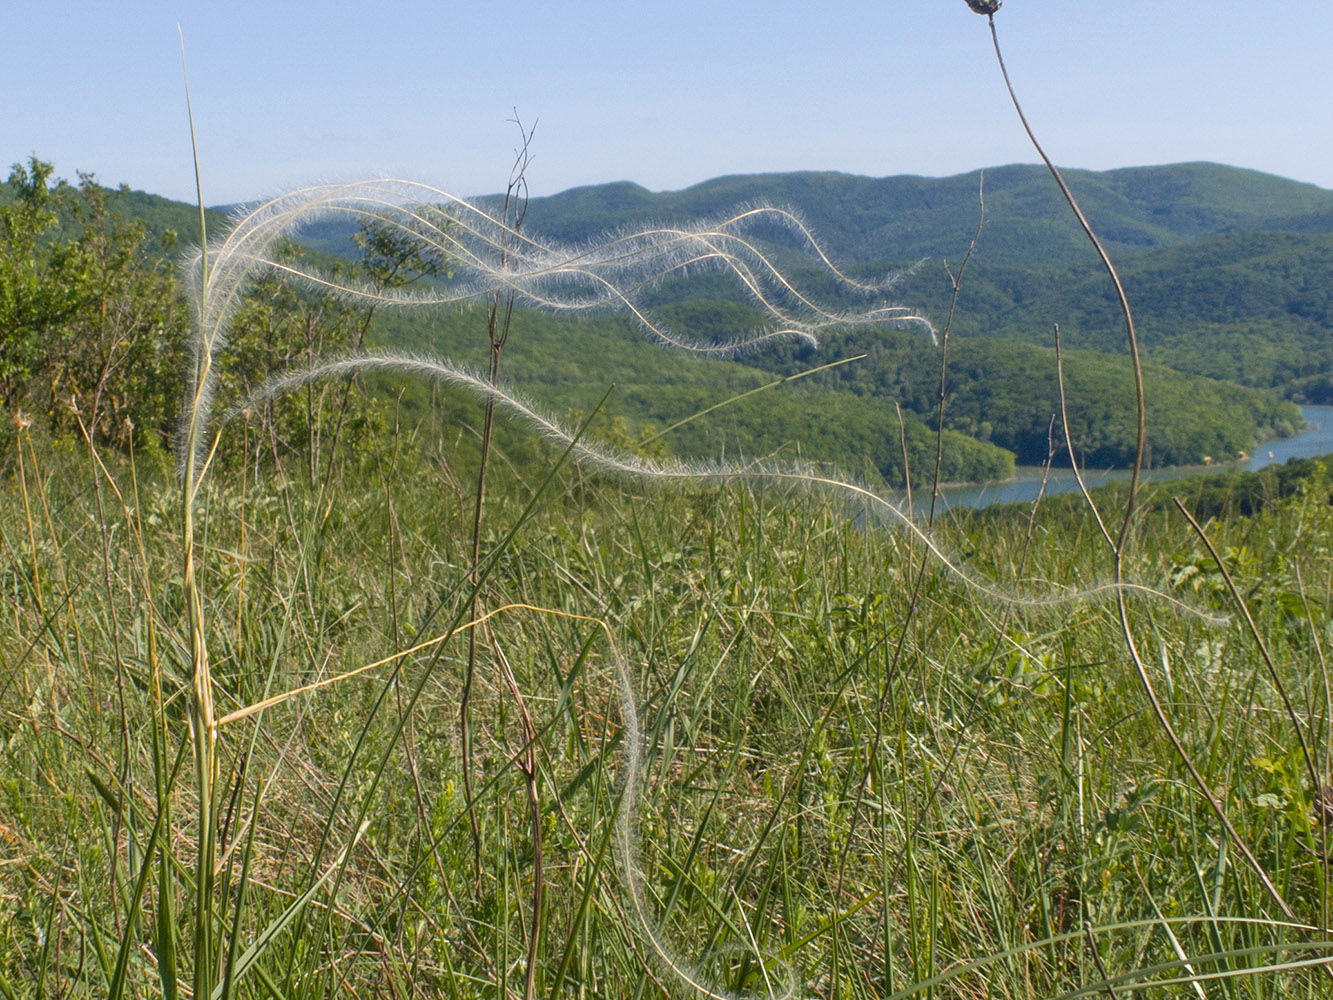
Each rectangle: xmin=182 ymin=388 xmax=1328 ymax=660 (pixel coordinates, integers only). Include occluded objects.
xmin=0 ymin=176 xmax=228 ymax=255
xmin=29 ymin=163 xmax=1329 ymax=402
xmin=2 ymin=156 xmax=1315 ymax=483
xmin=500 ymin=163 xmax=1333 ymax=402
xmin=508 ymin=162 xmax=1333 ymax=266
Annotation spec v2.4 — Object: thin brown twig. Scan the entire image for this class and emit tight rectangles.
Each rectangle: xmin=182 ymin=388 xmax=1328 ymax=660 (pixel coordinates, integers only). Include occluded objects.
xmin=1054 ymin=322 xmax=1114 ymax=549
xmin=462 ymin=114 xmax=535 ymax=892
xmin=927 ymin=170 xmax=986 ymax=527
xmin=1083 ymin=921 xmax=1121 ymax=1000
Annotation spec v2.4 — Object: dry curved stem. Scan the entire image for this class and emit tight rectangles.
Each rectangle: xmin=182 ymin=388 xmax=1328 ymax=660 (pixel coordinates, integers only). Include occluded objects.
xmin=984 ymin=13 xmax=1145 ymax=555
xmin=981 ymin=10 xmax=1332 ymax=979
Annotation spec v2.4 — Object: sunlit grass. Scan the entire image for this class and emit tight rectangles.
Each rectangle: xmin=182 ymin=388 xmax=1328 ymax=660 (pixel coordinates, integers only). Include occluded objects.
xmin=2 ymin=422 xmax=1331 ymax=996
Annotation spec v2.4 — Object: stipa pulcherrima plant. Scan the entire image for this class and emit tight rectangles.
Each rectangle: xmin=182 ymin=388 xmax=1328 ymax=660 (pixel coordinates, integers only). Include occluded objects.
xmin=173 ymin=178 xmax=945 ymax=1000
xmin=163 ymin=165 xmax=1252 ymax=1000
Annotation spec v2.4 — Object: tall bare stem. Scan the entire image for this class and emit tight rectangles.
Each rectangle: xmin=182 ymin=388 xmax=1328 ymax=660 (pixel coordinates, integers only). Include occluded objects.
xmin=462 ymin=117 xmax=535 ymax=890
xmin=180 ymin=33 xmax=220 ymax=996
xmin=973 ymin=7 xmax=1324 ymax=971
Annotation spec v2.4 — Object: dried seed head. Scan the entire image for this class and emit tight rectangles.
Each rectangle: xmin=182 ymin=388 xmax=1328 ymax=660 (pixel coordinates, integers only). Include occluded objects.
xmin=964 ymin=0 xmax=1002 ymax=14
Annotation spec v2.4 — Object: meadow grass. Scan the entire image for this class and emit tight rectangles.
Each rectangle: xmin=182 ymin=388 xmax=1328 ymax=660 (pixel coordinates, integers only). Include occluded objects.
xmin=2 ymin=407 xmax=1331 ymax=997
xmin=1 ymin=8 xmax=1331 ymax=996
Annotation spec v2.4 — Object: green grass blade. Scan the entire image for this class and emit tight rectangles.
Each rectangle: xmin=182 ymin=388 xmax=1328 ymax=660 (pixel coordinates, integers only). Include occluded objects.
xmin=210 ymin=820 xmax=369 ymax=1000
xmin=109 ymin=739 xmax=188 ymax=1000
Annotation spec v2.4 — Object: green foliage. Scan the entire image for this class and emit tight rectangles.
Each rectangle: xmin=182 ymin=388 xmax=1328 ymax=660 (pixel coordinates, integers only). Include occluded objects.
xmin=219 ymin=240 xmax=371 ymax=473
xmin=371 ymin=301 xmax=1014 ymax=487
xmin=511 ymin=163 xmax=1333 ymax=403
xmin=565 ymin=408 xmax=671 ymax=461
xmin=1138 ymin=454 xmax=1331 ymax=522
xmin=0 ymin=165 xmax=228 ymax=254
xmin=5 ymin=433 xmax=1333 ymax=997
xmin=0 ymin=160 xmax=444 ymax=476
xmin=908 ymin=230 xmax=1333 ymax=393
xmin=747 ymin=327 xmax=1300 ymax=468
xmin=0 ymin=158 xmax=76 ymax=414
xmin=0 ymin=157 xmax=188 ymax=451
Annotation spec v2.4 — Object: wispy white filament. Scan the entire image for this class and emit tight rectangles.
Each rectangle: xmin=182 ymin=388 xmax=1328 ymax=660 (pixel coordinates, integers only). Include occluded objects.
xmin=187 ymin=182 xmax=1223 ymax=1000
xmin=181 ymin=179 xmax=936 ymax=479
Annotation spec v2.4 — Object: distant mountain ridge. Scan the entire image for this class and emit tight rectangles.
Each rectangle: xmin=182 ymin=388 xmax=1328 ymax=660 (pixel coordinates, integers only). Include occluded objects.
xmin=13 ymin=159 xmax=1326 ymax=265
xmin=477 ymin=163 xmax=1333 ymax=400
xmin=506 ymin=162 xmax=1333 ymax=266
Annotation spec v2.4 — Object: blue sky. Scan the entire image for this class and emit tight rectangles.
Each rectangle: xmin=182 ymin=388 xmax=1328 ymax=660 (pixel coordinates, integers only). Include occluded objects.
xmin=3 ymin=2 xmax=1328 ymax=205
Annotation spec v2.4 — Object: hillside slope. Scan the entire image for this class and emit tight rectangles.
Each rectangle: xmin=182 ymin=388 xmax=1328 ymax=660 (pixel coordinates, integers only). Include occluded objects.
xmin=4 ymin=157 xmax=1312 ymax=478
xmin=496 ymin=163 xmax=1333 ymax=400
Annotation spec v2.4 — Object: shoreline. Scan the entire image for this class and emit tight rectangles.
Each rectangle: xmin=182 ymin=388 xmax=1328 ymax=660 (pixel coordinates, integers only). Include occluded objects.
xmin=904 ymin=404 xmax=1333 ymax=511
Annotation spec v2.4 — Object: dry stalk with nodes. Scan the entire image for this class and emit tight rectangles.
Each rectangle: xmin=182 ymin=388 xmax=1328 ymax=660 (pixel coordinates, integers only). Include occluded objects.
xmin=965 ymin=2 xmax=1333 ymax=994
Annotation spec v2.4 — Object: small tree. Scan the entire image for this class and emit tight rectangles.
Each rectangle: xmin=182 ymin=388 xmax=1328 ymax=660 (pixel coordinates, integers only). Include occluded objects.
xmin=221 ymin=240 xmax=367 ymax=478
xmin=0 ymin=158 xmax=187 ymax=452
xmin=0 ymin=157 xmax=77 ymax=417
xmin=53 ymin=176 xmax=187 ymax=450
xmin=222 ymin=223 xmax=447 ymax=482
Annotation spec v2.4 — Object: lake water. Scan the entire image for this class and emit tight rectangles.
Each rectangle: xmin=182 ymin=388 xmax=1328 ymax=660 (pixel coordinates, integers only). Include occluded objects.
xmin=908 ymin=405 xmax=1333 ymax=513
